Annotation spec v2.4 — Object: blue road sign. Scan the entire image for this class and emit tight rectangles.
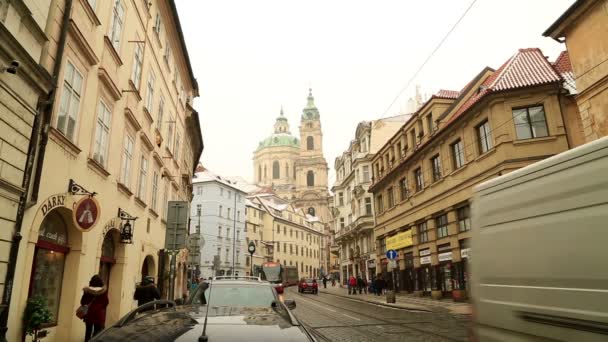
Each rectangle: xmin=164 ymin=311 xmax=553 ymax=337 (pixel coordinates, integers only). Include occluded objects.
xmin=386 ymin=249 xmax=397 ymax=260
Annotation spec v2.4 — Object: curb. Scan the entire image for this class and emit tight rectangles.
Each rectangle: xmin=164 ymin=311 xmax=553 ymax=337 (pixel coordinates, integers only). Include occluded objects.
xmin=319 ymin=290 xmax=433 ymax=312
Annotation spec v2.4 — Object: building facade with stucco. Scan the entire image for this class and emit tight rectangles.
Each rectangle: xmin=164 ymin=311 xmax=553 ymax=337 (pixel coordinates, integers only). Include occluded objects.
xmin=253 ymin=90 xmax=330 ymax=224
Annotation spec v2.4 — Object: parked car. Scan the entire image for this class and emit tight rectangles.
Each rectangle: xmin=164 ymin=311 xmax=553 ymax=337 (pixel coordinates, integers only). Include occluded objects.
xmin=298 ymin=278 xmax=318 ymax=294
xmin=91 ymin=276 xmax=320 ymax=341
xmin=471 ymin=137 xmax=608 ymax=342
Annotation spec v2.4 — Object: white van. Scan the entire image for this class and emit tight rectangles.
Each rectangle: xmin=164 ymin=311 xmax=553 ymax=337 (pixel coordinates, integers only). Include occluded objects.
xmin=471 ymin=137 xmax=608 ymax=342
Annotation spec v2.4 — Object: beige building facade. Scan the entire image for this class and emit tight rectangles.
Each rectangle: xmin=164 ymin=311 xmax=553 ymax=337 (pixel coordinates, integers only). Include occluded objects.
xmin=247 ymin=194 xmax=326 ymax=279
xmin=4 ymin=0 xmax=203 ymax=341
xmin=544 ymin=0 xmax=608 ymax=142
xmin=369 ymin=48 xmax=582 ymax=301
xmin=253 ymin=90 xmax=330 ymax=223
xmin=331 ymin=115 xmax=409 ymax=285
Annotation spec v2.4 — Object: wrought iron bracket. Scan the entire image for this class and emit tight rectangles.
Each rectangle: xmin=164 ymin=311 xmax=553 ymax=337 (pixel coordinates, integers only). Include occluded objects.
xmin=118 ymin=208 xmax=138 ymax=221
xmin=68 ymin=179 xmax=97 ymax=197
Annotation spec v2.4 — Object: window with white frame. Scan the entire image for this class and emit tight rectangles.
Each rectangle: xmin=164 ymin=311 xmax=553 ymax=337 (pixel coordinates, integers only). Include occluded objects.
xmin=93 ymin=100 xmax=111 ymax=166
xmin=166 ymin=117 xmax=174 ymax=152
xmin=57 ymin=61 xmax=83 ymax=142
xmin=151 ymin=169 xmax=159 ymax=211
xmin=131 ymin=43 xmax=143 ymax=88
xmin=145 ymin=71 xmax=155 ymax=112
xmin=137 ymin=155 xmax=148 ymax=200
xmin=156 ymin=96 xmax=164 ymax=132
xmin=120 ymin=133 xmax=134 ymax=187
xmin=108 ymin=0 xmax=125 ymax=50
xmin=174 ymin=131 xmax=181 ymax=161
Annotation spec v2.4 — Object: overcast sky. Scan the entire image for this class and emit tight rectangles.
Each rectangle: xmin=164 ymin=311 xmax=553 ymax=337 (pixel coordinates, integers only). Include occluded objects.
xmin=175 ymin=0 xmax=575 ymax=184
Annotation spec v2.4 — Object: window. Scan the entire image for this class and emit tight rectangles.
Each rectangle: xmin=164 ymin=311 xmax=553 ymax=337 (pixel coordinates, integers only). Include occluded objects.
xmin=340 ymin=217 xmax=345 ymax=229
xmin=120 ymin=133 xmax=134 ymax=186
xmin=477 ymin=120 xmax=493 ymax=154
xmin=145 ymin=72 xmax=155 ymax=112
xmin=162 ymin=180 xmax=169 ymax=219
xmin=272 ymin=161 xmax=280 ymax=179
xmin=156 ymin=96 xmax=165 ymax=132
xmin=93 ymin=100 xmax=111 ymax=166
xmin=410 ymin=129 xmax=416 ymax=146
xmin=220 ymin=188 xmax=224 ymax=196
xmin=387 ymin=187 xmax=395 ymax=207
xmin=418 ymin=222 xmax=429 ymax=243
xmin=399 ymin=178 xmax=408 ymax=200
xmin=362 ymin=165 xmax=370 ymax=182
xmin=227 ymin=208 xmax=231 ymax=219
xmin=196 ymin=204 xmax=202 ymax=217
xmin=379 ymin=238 xmax=386 ymax=254
xmin=174 ymin=131 xmax=181 ymax=160
xmin=427 ymin=114 xmax=434 ymax=133
xmin=431 ymin=155 xmax=442 ymax=181
xmin=414 ymin=167 xmax=424 ymax=192
xmin=307 ymin=171 xmax=314 ymax=187
xmin=396 ymin=142 xmax=403 ymax=158
xmin=108 ymin=0 xmax=125 ymax=50
xmin=153 ymin=12 xmax=161 ymax=36
xmin=237 ymin=211 xmax=240 ymax=222
xmin=137 ymin=155 xmax=148 ymax=200
xmin=451 ymin=140 xmax=465 ymax=169
xmin=457 ymin=206 xmax=471 ymax=232
xmin=196 ymin=185 xmax=202 ymax=196
xmin=57 ymin=61 xmax=83 ymax=141
xmin=365 ymin=197 xmax=372 ymax=215
xmin=376 ymin=194 xmax=384 ymax=213
xmin=258 ymin=165 xmax=261 ymax=182
xmin=226 ymin=227 xmax=231 ymax=239
xmin=131 ymin=43 xmax=143 ymax=88
xmin=219 ymin=205 xmax=223 ymax=217
xmin=87 ymin=0 xmax=96 ymax=9
xmin=290 ymin=244 xmax=293 ymax=254
xmin=436 ymin=214 xmax=448 ymax=238
xmin=306 ymin=136 xmax=314 ymax=150
xmin=151 ymin=170 xmax=159 ymax=210
xmin=338 ymin=192 xmax=344 ymax=206
xmin=276 ymin=225 xmax=280 ymax=233
xmin=237 ymin=230 xmax=240 ymax=241
xmin=166 ymin=118 xmax=174 ymax=151
xmin=418 ymin=120 xmax=424 ymax=137
xmin=283 ymin=226 xmax=286 ymax=235
xmin=513 ymin=106 xmax=549 ymax=140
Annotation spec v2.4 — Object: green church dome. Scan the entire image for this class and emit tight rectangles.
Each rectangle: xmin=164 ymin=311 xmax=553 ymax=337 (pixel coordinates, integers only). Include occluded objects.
xmin=257 ymin=134 xmax=300 ymax=150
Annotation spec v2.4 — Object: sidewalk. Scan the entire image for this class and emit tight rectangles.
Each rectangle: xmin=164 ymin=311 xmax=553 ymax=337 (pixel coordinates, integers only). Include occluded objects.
xmin=318 ymin=285 xmax=472 ymax=315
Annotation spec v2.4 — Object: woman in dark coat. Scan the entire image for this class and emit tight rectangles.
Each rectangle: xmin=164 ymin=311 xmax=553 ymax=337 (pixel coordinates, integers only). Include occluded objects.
xmin=80 ymin=275 xmax=109 ymax=341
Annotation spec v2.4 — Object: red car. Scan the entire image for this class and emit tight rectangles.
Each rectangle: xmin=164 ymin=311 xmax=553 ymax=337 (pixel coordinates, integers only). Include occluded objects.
xmin=298 ymin=278 xmax=318 ymax=294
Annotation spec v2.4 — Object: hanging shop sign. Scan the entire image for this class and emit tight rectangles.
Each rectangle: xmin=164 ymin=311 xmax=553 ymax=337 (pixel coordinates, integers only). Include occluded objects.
xmin=438 ymin=252 xmax=453 ymax=262
xmin=367 ymin=259 xmax=376 ymax=268
xmin=460 ymin=248 xmax=470 ymax=259
xmin=386 ymin=230 xmax=413 ymax=250
xmin=420 ymin=256 xmax=432 ymax=265
xmin=73 ymin=196 xmax=101 ymax=231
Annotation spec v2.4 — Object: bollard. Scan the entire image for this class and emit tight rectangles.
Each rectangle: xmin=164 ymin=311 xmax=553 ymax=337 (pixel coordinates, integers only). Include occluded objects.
xmin=386 ymin=290 xmax=396 ymax=303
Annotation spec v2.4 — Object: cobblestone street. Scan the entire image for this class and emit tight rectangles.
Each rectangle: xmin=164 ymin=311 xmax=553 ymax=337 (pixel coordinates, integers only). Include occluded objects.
xmin=285 ymin=287 xmax=471 ymax=342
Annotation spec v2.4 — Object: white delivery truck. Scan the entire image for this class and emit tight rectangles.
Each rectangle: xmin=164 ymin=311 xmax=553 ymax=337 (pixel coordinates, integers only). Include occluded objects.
xmin=471 ymin=136 xmax=608 ymax=342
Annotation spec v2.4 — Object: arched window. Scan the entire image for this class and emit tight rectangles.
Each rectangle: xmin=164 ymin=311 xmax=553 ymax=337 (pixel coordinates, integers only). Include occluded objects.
xmin=307 ymin=170 xmax=314 ymax=187
xmin=272 ymin=161 xmax=280 ymax=179
xmin=293 ymin=165 xmax=296 ymax=179
xmin=30 ymin=210 xmax=69 ymax=325
xmin=308 ymin=207 xmax=316 ymax=216
xmin=306 ymin=136 xmax=314 ymax=150
xmin=285 ymin=164 xmax=289 ymax=179
xmin=258 ymin=165 xmax=261 ymax=182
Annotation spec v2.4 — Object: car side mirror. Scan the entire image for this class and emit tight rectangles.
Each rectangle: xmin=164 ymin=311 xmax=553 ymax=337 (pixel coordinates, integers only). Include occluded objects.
xmin=284 ymin=299 xmax=296 ymax=310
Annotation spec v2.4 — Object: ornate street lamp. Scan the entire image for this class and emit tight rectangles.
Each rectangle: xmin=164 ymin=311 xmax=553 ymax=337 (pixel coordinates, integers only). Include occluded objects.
xmin=118 ymin=208 xmax=138 ymax=244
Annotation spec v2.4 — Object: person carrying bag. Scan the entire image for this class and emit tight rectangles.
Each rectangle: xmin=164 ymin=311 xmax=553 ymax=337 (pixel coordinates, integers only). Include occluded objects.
xmin=79 ymin=275 xmax=109 ymax=342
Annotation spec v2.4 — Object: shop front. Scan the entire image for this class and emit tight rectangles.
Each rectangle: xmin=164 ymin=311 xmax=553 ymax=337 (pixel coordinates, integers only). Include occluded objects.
xmin=416 ymin=248 xmax=433 ymax=296
xmin=366 ymin=258 xmax=376 ymax=283
xmin=452 ymin=240 xmax=470 ymax=301
xmin=400 ymin=252 xmax=415 ymax=293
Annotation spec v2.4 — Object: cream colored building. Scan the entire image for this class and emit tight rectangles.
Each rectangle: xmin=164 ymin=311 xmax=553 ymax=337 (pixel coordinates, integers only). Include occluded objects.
xmin=4 ymin=0 xmax=203 ymax=341
xmin=369 ymin=48 xmax=582 ymax=301
xmin=331 ymin=115 xmax=409 ymax=285
xmin=247 ymin=194 xmax=326 ymax=279
xmin=253 ymin=90 xmax=330 ymax=223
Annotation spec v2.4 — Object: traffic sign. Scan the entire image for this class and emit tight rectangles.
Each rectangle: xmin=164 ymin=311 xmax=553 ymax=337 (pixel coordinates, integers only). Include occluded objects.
xmin=386 ymin=249 xmax=397 ymax=260
xmin=388 ymin=259 xmax=397 ymax=270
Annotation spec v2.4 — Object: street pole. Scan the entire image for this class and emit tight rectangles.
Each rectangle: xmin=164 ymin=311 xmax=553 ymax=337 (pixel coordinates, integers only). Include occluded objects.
xmin=168 ymin=251 xmax=176 ymax=300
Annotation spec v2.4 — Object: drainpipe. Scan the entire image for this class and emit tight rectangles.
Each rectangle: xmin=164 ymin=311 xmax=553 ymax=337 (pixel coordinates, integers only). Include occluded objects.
xmin=0 ymin=0 xmax=73 ymax=341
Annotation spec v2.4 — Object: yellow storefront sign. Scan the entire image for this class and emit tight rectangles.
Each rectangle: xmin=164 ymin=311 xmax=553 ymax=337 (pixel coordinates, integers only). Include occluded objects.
xmin=386 ymin=230 xmax=413 ymax=250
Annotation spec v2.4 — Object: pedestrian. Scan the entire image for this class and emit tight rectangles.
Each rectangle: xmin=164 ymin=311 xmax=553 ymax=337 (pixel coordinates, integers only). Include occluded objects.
xmin=376 ymin=276 xmax=385 ymax=296
xmin=356 ymin=275 xmax=364 ymax=294
xmin=331 ymin=277 xmax=336 ymax=287
xmin=80 ymin=275 xmax=109 ymax=342
xmin=323 ymin=276 xmax=327 ymax=289
xmin=348 ymin=275 xmax=357 ymax=295
xmin=134 ymin=276 xmax=161 ymax=308
xmin=362 ymin=277 xmax=368 ymax=295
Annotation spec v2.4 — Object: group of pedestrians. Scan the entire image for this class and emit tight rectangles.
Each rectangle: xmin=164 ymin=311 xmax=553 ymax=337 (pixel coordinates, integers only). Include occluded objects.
xmin=346 ymin=275 xmax=387 ymax=296
xmin=79 ymin=274 xmax=161 ymax=341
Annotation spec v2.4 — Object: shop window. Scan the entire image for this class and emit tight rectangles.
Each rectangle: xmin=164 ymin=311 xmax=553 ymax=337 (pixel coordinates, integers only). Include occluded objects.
xmin=29 ymin=211 xmax=69 ymax=325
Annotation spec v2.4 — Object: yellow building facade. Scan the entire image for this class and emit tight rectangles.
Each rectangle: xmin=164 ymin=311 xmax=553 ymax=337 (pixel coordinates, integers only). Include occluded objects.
xmin=369 ymin=48 xmax=582 ymax=301
xmin=544 ymin=0 xmax=608 ymax=142
xmin=4 ymin=0 xmax=203 ymax=341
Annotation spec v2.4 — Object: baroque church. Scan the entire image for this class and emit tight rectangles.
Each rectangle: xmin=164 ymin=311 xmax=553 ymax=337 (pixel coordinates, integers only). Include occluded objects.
xmin=253 ymin=89 xmax=330 ymax=223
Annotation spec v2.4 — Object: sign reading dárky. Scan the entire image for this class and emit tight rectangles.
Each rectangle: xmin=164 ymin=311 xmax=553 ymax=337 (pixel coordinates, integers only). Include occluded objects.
xmin=386 ymin=230 xmax=413 ymax=250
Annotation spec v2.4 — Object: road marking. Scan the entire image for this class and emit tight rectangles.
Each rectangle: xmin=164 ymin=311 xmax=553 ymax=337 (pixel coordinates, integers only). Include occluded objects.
xmin=342 ymin=313 xmax=361 ymax=321
xmin=297 ymin=297 xmax=337 ymax=312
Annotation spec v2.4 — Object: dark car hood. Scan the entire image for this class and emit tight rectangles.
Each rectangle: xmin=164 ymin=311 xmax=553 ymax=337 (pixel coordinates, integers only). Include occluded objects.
xmin=93 ymin=306 xmax=313 ymax=342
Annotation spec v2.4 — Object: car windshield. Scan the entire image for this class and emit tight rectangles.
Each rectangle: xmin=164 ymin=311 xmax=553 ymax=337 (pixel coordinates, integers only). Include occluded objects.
xmin=304 ymin=278 xmax=314 ymax=283
xmin=191 ymin=284 xmax=276 ymax=307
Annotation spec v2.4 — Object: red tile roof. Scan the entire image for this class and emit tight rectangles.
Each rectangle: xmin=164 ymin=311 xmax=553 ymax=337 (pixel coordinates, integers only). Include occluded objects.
xmin=448 ymin=48 xmax=561 ymax=123
xmin=553 ymin=51 xmax=572 ymax=74
xmin=436 ymin=89 xmax=460 ymax=99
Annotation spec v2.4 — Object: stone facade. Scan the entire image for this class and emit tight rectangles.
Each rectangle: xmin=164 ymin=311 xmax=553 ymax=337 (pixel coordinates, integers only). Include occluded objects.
xmin=4 ymin=1 xmax=203 ymax=341
xmin=544 ymin=0 xmax=608 ymax=142
xmin=331 ymin=115 xmax=409 ymax=285
xmin=253 ymin=90 xmax=330 ymax=223
xmin=369 ymin=48 xmax=581 ymax=301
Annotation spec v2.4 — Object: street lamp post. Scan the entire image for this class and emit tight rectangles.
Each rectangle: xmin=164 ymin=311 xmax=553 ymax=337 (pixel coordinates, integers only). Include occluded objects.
xmin=248 ymin=241 xmax=256 ymax=276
